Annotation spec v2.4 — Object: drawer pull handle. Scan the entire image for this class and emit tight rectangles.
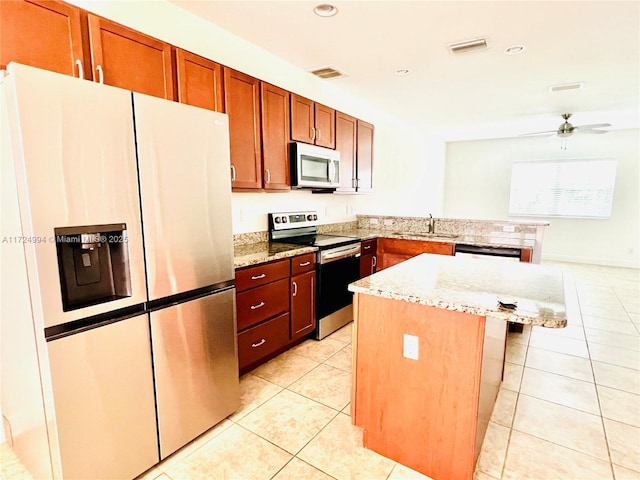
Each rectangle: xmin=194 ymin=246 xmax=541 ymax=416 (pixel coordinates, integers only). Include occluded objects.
xmin=251 ymin=273 xmax=266 ymax=280
xmin=250 ymin=301 xmax=265 ymax=310
xmin=251 ymin=339 xmax=266 ymax=348
xmin=364 ymin=245 xmax=371 ymax=250
xmin=299 ymin=261 xmax=311 ymax=267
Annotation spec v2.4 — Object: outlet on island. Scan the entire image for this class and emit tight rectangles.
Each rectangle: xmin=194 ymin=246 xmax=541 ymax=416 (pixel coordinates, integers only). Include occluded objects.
xmin=403 ymin=334 xmax=419 ymax=360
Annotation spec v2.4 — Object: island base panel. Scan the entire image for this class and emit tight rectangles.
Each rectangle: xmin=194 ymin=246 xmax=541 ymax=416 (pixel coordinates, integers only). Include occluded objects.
xmin=353 ymin=293 xmax=486 ymax=480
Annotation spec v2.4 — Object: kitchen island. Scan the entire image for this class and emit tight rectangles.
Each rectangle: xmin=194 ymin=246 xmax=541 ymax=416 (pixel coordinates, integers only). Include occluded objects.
xmin=348 ymin=254 xmax=566 ymax=480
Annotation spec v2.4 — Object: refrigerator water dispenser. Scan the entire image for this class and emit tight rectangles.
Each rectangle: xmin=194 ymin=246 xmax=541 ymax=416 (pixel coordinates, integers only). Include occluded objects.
xmin=54 ymin=224 xmax=132 ymax=311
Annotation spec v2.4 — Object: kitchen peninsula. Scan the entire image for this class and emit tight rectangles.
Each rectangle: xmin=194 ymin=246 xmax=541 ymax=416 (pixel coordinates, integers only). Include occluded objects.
xmin=348 ymin=254 xmax=566 ymax=480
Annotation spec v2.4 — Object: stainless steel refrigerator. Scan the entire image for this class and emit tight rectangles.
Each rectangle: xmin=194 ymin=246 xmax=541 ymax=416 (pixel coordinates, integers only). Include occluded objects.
xmin=1 ymin=63 xmax=238 ymax=479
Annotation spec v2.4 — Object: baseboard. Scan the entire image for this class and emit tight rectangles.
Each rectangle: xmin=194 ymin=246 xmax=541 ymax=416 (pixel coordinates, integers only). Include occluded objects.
xmin=541 ymin=253 xmax=640 ymax=269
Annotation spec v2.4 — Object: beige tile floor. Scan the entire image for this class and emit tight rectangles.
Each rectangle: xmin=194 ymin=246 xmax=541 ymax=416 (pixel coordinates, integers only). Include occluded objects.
xmin=1 ymin=261 xmax=638 ymax=480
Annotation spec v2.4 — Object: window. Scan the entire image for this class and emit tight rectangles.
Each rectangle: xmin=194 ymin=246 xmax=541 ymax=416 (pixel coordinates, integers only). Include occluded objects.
xmin=508 ymin=159 xmax=617 ymax=218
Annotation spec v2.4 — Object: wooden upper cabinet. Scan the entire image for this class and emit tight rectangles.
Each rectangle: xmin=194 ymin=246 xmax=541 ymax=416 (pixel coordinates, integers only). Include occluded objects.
xmin=261 ymin=82 xmax=290 ymax=190
xmin=290 ymin=94 xmax=315 ymax=144
xmin=290 ymin=93 xmax=335 ymax=148
xmin=224 ymin=68 xmax=262 ymax=190
xmin=87 ymin=15 xmax=174 ymax=100
xmin=175 ymin=49 xmax=224 ymax=112
xmin=356 ymin=119 xmax=374 ymax=193
xmin=314 ymin=103 xmax=336 ymax=149
xmin=0 ymin=0 xmax=85 ymax=78
xmin=335 ymin=111 xmax=357 ymax=192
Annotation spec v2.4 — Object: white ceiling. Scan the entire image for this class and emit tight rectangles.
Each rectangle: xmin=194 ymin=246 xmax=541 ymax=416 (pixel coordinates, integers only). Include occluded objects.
xmin=173 ymin=0 xmax=639 ymax=141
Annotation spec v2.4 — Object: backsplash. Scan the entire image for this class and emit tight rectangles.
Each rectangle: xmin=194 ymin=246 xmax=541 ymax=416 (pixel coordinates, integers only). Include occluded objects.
xmin=357 ymin=215 xmax=547 ymax=247
xmin=233 ymin=231 xmax=268 ymax=247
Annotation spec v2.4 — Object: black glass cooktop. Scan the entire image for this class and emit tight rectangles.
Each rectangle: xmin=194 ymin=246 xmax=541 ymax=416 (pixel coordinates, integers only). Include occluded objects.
xmin=277 ymin=234 xmax=360 ymax=249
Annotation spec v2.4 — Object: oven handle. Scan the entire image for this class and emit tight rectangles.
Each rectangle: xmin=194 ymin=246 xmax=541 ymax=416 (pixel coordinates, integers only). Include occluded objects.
xmin=319 ymin=244 xmax=361 ymax=264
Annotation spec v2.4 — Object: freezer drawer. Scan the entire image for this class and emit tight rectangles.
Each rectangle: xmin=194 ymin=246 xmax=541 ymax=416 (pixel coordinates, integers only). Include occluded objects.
xmin=151 ymin=288 xmax=240 ymax=459
xmin=47 ymin=314 xmax=158 ymax=480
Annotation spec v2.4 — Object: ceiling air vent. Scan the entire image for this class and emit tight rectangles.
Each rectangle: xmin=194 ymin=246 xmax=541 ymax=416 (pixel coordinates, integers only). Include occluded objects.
xmin=308 ymin=65 xmax=347 ymax=79
xmin=448 ymin=38 xmax=488 ymax=54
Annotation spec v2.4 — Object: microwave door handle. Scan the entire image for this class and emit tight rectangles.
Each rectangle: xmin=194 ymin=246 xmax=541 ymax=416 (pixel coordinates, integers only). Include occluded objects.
xmin=328 ymin=160 xmax=336 ymax=183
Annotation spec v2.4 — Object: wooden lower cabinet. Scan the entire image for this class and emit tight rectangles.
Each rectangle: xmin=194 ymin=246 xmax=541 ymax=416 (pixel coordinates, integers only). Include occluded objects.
xmin=377 ymin=238 xmax=454 ymax=270
xmin=237 ymin=313 xmax=290 ymax=371
xmin=236 ymin=253 xmax=316 ymax=373
xmin=236 ymin=278 xmax=289 ymax=332
xmin=359 ymin=239 xmax=378 ymax=278
xmin=291 ymin=271 xmax=315 ymax=340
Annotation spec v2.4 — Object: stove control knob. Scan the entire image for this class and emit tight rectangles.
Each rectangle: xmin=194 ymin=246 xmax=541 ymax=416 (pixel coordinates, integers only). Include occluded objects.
xmin=282 ymin=216 xmax=288 ymax=223
xmin=274 ymin=217 xmax=281 ymax=223
xmin=313 ymin=214 xmax=318 ymax=220
xmin=307 ymin=214 xmax=313 ymax=221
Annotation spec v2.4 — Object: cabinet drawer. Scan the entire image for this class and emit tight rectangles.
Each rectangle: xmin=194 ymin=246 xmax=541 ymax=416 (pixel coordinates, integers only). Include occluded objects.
xmin=361 ymin=239 xmax=377 ymax=254
xmin=238 ymin=313 xmax=290 ymax=371
xmin=290 ymin=253 xmax=316 ymax=276
xmin=236 ymin=259 xmax=289 ymax=292
xmin=236 ymin=278 xmax=289 ymax=331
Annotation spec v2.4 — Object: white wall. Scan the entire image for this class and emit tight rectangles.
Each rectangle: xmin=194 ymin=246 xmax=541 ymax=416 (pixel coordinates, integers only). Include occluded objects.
xmin=67 ymin=0 xmax=446 ymax=232
xmin=443 ymin=129 xmax=640 ymax=268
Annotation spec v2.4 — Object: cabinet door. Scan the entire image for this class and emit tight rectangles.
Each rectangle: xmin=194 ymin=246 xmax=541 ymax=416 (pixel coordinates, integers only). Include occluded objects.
xmin=176 ymin=49 xmax=224 ymax=112
xmin=224 ymin=68 xmax=262 ymax=189
xmin=359 ymin=254 xmax=377 ymax=278
xmin=0 ymin=0 xmax=85 ymax=78
xmin=315 ymin=103 xmax=336 ymax=149
xmin=261 ymin=82 xmax=290 ymax=190
xmin=356 ymin=120 xmax=374 ymax=192
xmin=290 ymin=94 xmax=315 ymax=144
xmin=335 ymin=111 xmax=357 ymax=192
xmin=87 ymin=15 xmax=174 ymax=100
xmin=291 ymin=271 xmax=315 ymax=340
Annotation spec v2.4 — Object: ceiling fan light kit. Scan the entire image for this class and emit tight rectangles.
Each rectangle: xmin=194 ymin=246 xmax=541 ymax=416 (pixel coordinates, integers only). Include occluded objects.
xmin=448 ymin=38 xmax=488 ymax=54
xmin=549 ymin=82 xmax=585 ymax=92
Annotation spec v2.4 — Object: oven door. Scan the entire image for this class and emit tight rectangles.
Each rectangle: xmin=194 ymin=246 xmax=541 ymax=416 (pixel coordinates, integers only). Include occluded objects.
xmin=316 ymin=253 xmax=360 ymax=320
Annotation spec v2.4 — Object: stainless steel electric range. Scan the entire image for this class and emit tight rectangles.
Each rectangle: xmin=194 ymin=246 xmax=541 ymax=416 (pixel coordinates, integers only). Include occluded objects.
xmin=269 ymin=211 xmax=361 ymax=339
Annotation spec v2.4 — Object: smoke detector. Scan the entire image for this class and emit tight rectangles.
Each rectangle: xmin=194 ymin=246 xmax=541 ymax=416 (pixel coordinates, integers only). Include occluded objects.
xmin=448 ymin=38 xmax=488 ymax=54
xmin=308 ymin=65 xmax=348 ymax=79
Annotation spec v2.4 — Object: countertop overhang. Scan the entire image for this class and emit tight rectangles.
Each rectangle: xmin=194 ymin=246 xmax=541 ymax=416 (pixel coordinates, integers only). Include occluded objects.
xmin=348 ymin=253 xmax=567 ymax=328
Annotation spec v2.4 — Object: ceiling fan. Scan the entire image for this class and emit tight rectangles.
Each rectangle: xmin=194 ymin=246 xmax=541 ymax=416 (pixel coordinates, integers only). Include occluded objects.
xmin=521 ymin=113 xmax=611 ymax=149
xmin=522 ymin=113 xmax=611 ymax=137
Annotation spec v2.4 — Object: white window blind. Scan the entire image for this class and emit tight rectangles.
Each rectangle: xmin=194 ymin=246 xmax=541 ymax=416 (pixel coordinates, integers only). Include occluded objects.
xmin=509 ymin=159 xmax=617 ymax=218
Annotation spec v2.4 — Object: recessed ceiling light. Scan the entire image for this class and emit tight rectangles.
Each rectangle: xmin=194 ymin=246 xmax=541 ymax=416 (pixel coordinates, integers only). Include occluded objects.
xmin=313 ymin=4 xmax=338 ymax=17
xmin=505 ymin=45 xmax=526 ymax=55
xmin=395 ymin=69 xmax=411 ymax=76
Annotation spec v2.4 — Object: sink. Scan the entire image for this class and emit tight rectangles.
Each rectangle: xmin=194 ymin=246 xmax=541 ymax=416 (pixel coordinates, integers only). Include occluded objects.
xmin=393 ymin=232 xmax=459 ymax=239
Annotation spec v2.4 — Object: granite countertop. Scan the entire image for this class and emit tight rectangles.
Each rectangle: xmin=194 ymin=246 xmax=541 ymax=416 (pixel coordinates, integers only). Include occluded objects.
xmin=337 ymin=229 xmax=534 ymax=250
xmin=348 ymin=254 xmax=566 ymax=328
xmin=234 ymin=242 xmax=317 ymax=269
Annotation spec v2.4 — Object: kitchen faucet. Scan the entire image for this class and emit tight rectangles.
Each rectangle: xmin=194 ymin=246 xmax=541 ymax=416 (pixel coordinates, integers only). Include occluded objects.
xmin=428 ymin=213 xmax=435 ymax=233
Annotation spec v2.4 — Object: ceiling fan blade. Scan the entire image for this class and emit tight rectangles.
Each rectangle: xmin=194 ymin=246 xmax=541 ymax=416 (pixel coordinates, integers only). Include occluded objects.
xmin=575 ymin=123 xmax=611 ymax=129
xmin=519 ymin=130 xmax=558 ymax=137
xmin=579 ymin=129 xmax=609 ymax=134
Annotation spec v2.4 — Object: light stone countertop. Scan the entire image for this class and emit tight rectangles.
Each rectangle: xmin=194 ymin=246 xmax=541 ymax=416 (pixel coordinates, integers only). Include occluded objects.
xmin=234 ymin=242 xmax=317 ymax=269
xmin=348 ymin=254 xmax=567 ymax=328
xmin=336 ymin=229 xmax=534 ymax=249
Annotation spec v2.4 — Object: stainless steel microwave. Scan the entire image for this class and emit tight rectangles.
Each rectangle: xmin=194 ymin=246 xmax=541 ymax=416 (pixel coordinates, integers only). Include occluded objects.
xmin=290 ymin=142 xmax=340 ymax=189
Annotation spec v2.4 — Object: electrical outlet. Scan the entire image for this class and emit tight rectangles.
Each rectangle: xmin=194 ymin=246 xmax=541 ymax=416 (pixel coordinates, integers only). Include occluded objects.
xmin=503 ymin=225 xmax=516 ymax=233
xmin=403 ymin=334 xmax=419 ymax=360
xmin=370 ymin=218 xmax=379 ymax=225
xmin=383 ymin=219 xmax=394 ymax=226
